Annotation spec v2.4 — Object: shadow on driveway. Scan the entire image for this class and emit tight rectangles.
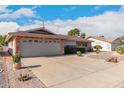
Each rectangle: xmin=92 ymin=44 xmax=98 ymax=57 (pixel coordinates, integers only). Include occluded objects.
xmin=22 ymin=65 xmax=41 ymax=69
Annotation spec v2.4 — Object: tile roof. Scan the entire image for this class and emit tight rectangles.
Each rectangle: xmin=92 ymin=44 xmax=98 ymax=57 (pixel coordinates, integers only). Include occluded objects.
xmin=87 ymin=36 xmax=114 ymax=43
xmin=6 ymin=31 xmax=91 ymax=42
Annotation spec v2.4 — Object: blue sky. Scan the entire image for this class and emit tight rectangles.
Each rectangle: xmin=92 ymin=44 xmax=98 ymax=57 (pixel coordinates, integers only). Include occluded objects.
xmin=36 ymin=5 xmax=121 ymax=20
xmin=0 ymin=5 xmax=121 ymax=25
xmin=0 ymin=5 xmax=124 ymax=38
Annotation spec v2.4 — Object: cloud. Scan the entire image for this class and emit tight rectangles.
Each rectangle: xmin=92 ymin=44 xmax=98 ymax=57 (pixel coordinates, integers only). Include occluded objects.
xmin=32 ymin=5 xmax=42 ymax=9
xmin=91 ymin=6 xmax=102 ymax=13
xmin=13 ymin=8 xmax=35 ymax=17
xmin=94 ymin=5 xmax=101 ymax=10
xmin=1 ymin=5 xmax=124 ymax=39
xmin=0 ymin=8 xmax=35 ymax=19
xmin=63 ymin=6 xmax=77 ymax=12
xmin=119 ymin=5 xmax=124 ymax=13
xmin=0 ymin=22 xmax=19 ymax=35
xmin=33 ymin=6 xmax=124 ymax=38
xmin=0 ymin=5 xmax=11 ymax=13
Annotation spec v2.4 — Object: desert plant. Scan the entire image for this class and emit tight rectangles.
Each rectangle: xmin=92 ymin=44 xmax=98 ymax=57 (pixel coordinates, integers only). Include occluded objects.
xmin=12 ymin=53 xmax=22 ymax=70
xmin=93 ymin=45 xmax=102 ymax=54
xmin=77 ymin=51 xmax=82 ymax=56
xmin=116 ymin=45 xmax=124 ymax=55
xmin=18 ymin=73 xmax=30 ymax=81
xmin=12 ymin=53 xmax=22 ymax=64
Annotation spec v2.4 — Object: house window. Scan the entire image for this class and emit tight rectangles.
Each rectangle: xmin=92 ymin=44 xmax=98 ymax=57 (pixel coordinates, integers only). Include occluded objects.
xmin=39 ymin=41 xmax=42 ymax=43
xmin=23 ymin=40 xmax=27 ymax=42
xmin=34 ymin=40 xmax=38 ymax=42
xmin=54 ymin=41 xmax=56 ymax=43
xmin=49 ymin=41 xmax=52 ymax=43
xmin=82 ymin=43 xmax=87 ymax=47
xmin=45 ymin=41 xmax=48 ymax=43
xmin=29 ymin=40 xmax=32 ymax=42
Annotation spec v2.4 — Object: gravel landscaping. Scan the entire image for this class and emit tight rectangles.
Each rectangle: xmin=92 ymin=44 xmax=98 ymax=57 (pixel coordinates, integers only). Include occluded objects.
xmin=0 ymin=54 xmax=46 ymax=88
xmin=4 ymin=56 xmax=46 ymax=88
xmin=0 ymin=56 xmax=8 ymax=88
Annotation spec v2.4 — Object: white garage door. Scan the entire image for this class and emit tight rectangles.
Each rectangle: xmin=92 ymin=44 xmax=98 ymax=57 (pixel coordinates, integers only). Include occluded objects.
xmin=20 ymin=39 xmax=62 ymax=57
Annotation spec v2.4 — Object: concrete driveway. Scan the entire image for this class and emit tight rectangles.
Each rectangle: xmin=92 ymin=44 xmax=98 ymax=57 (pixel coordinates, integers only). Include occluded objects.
xmin=22 ymin=54 xmax=124 ymax=88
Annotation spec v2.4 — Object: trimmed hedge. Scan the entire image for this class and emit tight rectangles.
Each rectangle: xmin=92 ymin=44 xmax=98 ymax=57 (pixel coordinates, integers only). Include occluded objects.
xmin=64 ymin=46 xmax=86 ymax=54
xmin=64 ymin=46 xmax=76 ymax=54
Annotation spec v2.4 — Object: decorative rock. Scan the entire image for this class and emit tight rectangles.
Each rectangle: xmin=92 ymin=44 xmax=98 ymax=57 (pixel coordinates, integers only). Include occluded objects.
xmin=106 ymin=56 xmax=118 ymax=63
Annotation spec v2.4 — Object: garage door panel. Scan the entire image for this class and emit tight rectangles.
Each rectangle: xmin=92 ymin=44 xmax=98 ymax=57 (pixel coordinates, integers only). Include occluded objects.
xmin=21 ymin=40 xmax=62 ymax=57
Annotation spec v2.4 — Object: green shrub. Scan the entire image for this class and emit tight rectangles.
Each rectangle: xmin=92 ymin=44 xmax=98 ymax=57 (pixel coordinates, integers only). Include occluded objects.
xmin=77 ymin=51 xmax=82 ymax=56
xmin=64 ymin=46 xmax=76 ymax=54
xmin=76 ymin=46 xmax=86 ymax=53
xmin=13 ymin=53 xmax=22 ymax=64
xmin=64 ymin=46 xmax=86 ymax=55
xmin=93 ymin=45 xmax=102 ymax=54
xmin=116 ymin=45 xmax=124 ymax=55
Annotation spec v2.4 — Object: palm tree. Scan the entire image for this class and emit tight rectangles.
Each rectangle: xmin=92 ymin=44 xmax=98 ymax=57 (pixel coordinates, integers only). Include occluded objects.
xmin=81 ymin=33 xmax=86 ymax=39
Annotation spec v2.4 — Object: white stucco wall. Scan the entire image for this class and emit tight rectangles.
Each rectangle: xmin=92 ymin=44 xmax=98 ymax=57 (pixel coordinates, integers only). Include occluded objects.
xmin=88 ymin=38 xmax=112 ymax=51
xmin=13 ymin=39 xmax=16 ymax=55
xmin=8 ymin=40 xmax=13 ymax=49
xmin=8 ymin=38 xmax=16 ymax=55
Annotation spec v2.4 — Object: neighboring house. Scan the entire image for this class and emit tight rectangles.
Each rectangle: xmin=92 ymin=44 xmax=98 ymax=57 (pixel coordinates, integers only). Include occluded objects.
xmin=6 ymin=27 xmax=91 ymax=57
xmin=116 ymin=36 xmax=124 ymax=45
xmin=87 ymin=36 xmax=122 ymax=52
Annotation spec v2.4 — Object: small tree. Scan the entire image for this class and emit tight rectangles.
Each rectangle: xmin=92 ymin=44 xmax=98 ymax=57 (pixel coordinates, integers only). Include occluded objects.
xmin=0 ymin=35 xmax=6 ymax=46
xmin=93 ymin=45 xmax=102 ymax=54
xmin=116 ymin=45 xmax=124 ymax=55
xmin=68 ymin=28 xmax=80 ymax=36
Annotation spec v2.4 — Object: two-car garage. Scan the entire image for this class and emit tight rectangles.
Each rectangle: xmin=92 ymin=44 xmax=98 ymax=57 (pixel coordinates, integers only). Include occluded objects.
xmin=20 ymin=38 xmax=63 ymax=57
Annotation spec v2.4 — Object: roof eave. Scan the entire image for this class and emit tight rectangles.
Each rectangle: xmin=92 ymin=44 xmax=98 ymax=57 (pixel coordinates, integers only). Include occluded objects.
xmin=5 ymin=34 xmax=13 ymax=42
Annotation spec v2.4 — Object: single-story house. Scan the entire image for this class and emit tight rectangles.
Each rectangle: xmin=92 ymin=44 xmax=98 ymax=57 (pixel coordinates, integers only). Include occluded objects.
xmin=5 ymin=27 xmax=92 ymax=57
xmin=87 ymin=36 xmax=122 ymax=52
